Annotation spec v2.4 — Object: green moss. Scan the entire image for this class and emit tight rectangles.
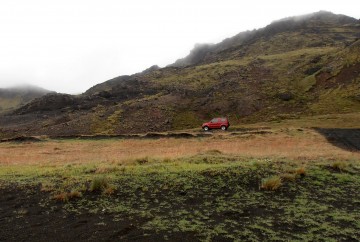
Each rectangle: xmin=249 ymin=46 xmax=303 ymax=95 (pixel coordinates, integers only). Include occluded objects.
xmin=0 ymin=96 xmax=22 ymax=113
xmin=107 ymin=109 xmax=122 ymax=126
xmin=150 ymin=59 xmax=249 ymax=91
xmin=311 ymin=84 xmax=360 ymax=114
xmin=90 ymin=105 xmax=123 ymax=134
xmin=172 ymin=111 xmax=203 ymax=130
xmin=298 ymin=75 xmax=317 ymax=92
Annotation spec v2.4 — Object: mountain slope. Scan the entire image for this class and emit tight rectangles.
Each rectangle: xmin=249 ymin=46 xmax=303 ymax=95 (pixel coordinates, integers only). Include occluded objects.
xmin=0 ymin=11 xmax=359 ymax=138
xmin=0 ymin=85 xmax=53 ymax=114
xmin=171 ymin=11 xmax=359 ymax=67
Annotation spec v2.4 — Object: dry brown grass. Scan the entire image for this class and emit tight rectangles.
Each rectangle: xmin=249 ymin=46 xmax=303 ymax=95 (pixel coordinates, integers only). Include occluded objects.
xmin=280 ymin=173 xmax=297 ymax=182
xmin=52 ymin=193 xmax=68 ymax=202
xmin=95 ymin=165 xmax=119 ymax=174
xmin=52 ymin=190 xmax=82 ymax=202
xmin=135 ymin=157 xmax=149 ymax=165
xmin=0 ymin=128 xmax=358 ymax=166
xmin=103 ymin=186 xmax=116 ymax=195
xmin=40 ymin=182 xmax=55 ymax=192
xmin=295 ymin=167 xmax=306 ymax=177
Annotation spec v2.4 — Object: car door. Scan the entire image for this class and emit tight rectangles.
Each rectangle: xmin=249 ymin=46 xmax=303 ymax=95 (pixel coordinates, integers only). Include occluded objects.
xmin=214 ymin=118 xmax=222 ymax=128
xmin=220 ymin=118 xmax=227 ymax=127
xmin=209 ymin=118 xmax=218 ymax=129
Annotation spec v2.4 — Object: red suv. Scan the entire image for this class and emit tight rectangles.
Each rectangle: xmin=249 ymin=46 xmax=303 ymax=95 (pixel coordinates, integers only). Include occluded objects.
xmin=202 ymin=117 xmax=230 ymax=131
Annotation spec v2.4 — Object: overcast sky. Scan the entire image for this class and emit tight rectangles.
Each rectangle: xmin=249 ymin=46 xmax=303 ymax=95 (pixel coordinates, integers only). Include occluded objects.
xmin=0 ymin=0 xmax=359 ymax=94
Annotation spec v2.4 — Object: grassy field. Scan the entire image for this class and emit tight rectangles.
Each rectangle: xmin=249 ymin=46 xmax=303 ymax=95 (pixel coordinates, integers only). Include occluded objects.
xmin=0 ymin=116 xmax=360 ymax=241
xmin=1 ymin=128 xmax=359 ymax=165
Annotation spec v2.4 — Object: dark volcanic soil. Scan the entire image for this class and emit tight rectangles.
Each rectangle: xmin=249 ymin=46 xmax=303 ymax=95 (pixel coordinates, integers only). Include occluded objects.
xmin=0 ymin=186 xmax=152 ymax=242
xmin=315 ymin=128 xmax=360 ymax=151
xmin=1 ymin=165 xmax=360 ymax=242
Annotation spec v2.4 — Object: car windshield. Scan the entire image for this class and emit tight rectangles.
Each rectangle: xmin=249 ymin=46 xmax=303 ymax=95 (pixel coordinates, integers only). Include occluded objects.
xmin=211 ymin=118 xmax=217 ymax=123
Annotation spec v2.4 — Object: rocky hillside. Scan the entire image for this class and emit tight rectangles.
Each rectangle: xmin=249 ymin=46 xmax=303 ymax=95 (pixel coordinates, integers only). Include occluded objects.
xmin=0 ymin=11 xmax=359 ymax=138
xmin=0 ymin=85 xmax=52 ymax=114
xmin=171 ymin=11 xmax=358 ymax=67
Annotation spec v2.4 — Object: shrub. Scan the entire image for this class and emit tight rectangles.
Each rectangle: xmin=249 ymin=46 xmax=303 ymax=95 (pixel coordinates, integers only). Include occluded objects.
xmin=90 ymin=176 xmax=109 ymax=192
xmin=261 ymin=176 xmax=282 ymax=191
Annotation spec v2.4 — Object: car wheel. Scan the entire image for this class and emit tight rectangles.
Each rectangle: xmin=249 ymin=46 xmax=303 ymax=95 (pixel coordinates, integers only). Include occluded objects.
xmin=203 ymin=126 xmax=209 ymax=131
xmin=221 ymin=126 xmax=226 ymax=131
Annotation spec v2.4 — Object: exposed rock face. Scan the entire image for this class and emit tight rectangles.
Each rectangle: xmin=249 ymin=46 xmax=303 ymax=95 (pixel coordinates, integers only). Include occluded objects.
xmin=140 ymin=65 xmax=160 ymax=74
xmin=15 ymin=93 xmax=78 ymax=114
xmin=171 ymin=44 xmax=215 ymax=67
xmin=277 ymin=93 xmax=294 ymax=101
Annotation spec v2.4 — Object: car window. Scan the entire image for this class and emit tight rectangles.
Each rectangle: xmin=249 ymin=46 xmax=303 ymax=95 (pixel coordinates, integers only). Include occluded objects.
xmin=211 ymin=118 xmax=218 ymax=123
xmin=221 ymin=118 xmax=226 ymax=122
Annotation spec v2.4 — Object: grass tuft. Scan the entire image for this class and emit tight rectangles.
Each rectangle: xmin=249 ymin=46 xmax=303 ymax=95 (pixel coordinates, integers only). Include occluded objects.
xmin=332 ymin=162 xmax=348 ymax=172
xmin=40 ymin=182 xmax=55 ymax=192
xmin=52 ymin=190 xmax=82 ymax=202
xmin=295 ymin=167 xmax=306 ymax=177
xmin=53 ymin=192 xmax=69 ymax=202
xmin=103 ymin=186 xmax=116 ymax=196
xmin=68 ymin=190 xmax=82 ymax=199
xmin=280 ymin=173 xmax=297 ymax=182
xmin=261 ymin=176 xmax=282 ymax=191
xmin=90 ymin=176 xmax=109 ymax=192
